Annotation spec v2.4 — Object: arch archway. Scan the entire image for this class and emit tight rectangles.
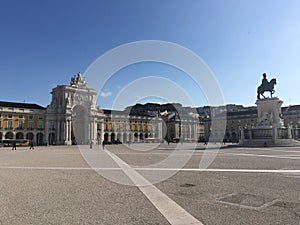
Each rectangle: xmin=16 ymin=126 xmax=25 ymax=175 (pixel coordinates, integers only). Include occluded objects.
xmin=111 ymin=133 xmax=115 ymax=142
xmin=72 ymin=105 xmax=89 ymax=145
xmin=37 ymin=133 xmax=44 ymax=145
xmin=49 ymin=132 xmax=55 ymax=145
xmin=104 ymin=133 xmax=109 ymax=142
xmin=232 ymin=132 xmax=237 ymax=142
xmin=5 ymin=132 xmax=13 ymax=139
xmin=26 ymin=132 xmax=34 ymax=141
xmin=16 ymin=132 xmax=24 ymax=139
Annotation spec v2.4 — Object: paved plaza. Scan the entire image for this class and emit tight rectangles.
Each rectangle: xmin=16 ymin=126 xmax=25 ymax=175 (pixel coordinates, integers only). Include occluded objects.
xmin=0 ymin=143 xmax=299 ymax=225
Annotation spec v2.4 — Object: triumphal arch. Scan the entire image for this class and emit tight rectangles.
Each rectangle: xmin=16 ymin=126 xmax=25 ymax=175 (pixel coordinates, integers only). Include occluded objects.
xmin=45 ymin=73 xmax=104 ymax=145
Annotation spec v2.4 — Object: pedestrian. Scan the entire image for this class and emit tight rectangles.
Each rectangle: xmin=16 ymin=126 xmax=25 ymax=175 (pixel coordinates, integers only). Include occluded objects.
xmin=12 ymin=142 xmax=17 ymax=150
xmin=29 ymin=141 xmax=34 ymax=150
xmin=102 ymin=140 xmax=105 ymax=149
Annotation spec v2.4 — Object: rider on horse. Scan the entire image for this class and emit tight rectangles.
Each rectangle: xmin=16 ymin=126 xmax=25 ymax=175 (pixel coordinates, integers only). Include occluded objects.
xmin=261 ymin=73 xmax=268 ymax=88
xmin=257 ymin=73 xmax=277 ymax=99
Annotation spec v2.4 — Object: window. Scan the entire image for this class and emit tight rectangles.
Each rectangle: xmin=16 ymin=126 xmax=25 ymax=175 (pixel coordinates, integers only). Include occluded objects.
xmin=8 ymin=114 xmax=12 ymax=118
xmin=18 ymin=120 xmax=23 ymax=129
xmin=105 ymin=120 xmax=108 ymax=130
xmin=38 ymin=120 xmax=43 ymax=129
xmin=18 ymin=114 xmax=23 ymax=119
xmin=37 ymin=116 xmax=43 ymax=129
xmin=29 ymin=115 xmax=33 ymax=120
xmin=28 ymin=121 xmax=33 ymax=129
xmin=7 ymin=120 xmax=12 ymax=129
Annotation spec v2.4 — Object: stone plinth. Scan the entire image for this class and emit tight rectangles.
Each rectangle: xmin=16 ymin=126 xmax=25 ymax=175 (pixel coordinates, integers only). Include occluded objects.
xmin=256 ymin=98 xmax=284 ymax=128
xmin=240 ymin=97 xmax=295 ymax=147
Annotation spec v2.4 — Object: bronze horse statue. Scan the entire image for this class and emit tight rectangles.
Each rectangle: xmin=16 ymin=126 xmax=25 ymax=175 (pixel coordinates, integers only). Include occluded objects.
xmin=257 ymin=78 xmax=277 ymax=99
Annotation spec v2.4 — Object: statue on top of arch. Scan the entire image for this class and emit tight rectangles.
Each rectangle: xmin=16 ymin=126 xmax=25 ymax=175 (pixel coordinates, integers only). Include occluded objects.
xmin=70 ymin=72 xmax=87 ymax=88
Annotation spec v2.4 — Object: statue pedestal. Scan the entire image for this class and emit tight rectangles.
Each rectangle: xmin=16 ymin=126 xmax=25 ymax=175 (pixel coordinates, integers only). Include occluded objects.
xmin=256 ymin=97 xmax=284 ymax=128
xmin=240 ymin=98 xmax=295 ymax=147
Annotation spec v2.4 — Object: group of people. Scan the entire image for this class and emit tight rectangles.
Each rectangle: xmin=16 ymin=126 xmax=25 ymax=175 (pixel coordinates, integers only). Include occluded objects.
xmin=11 ymin=141 xmax=35 ymax=150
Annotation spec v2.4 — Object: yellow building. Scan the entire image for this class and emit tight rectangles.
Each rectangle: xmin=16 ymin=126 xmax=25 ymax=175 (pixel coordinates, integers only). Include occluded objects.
xmin=103 ymin=110 xmax=162 ymax=143
xmin=0 ymin=101 xmax=46 ymax=145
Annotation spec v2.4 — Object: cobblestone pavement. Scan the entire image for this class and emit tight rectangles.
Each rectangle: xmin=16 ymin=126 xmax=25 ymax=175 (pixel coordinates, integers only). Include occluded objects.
xmin=0 ymin=143 xmax=299 ymax=225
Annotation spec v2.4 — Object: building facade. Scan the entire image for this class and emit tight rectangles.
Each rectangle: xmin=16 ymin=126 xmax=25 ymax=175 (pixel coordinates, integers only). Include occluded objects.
xmin=200 ymin=104 xmax=300 ymax=142
xmin=6 ymin=74 xmax=300 ymax=146
xmin=103 ymin=110 xmax=163 ymax=143
xmin=0 ymin=101 xmax=46 ymax=145
xmin=160 ymin=111 xmax=202 ymax=142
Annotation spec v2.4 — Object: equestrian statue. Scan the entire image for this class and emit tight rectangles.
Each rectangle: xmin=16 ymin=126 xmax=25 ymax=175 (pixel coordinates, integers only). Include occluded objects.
xmin=257 ymin=73 xmax=277 ymax=99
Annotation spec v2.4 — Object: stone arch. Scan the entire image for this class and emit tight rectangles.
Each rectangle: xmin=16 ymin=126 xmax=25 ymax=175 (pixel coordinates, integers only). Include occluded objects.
xmin=16 ymin=132 xmax=24 ymax=139
xmin=232 ymin=132 xmax=237 ymax=142
xmin=26 ymin=132 xmax=34 ymax=141
xmin=104 ymin=133 xmax=109 ymax=142
xmin=225 ymin=132 xmax=230 ymax=142
xmin=37 ymin=133 xmax=44 ymax=145
xmin=111 ymin=133 xmax=115 ymax=142
xmin=72 ymin=105 xmax=89 ymax=145
xmin=5 ymin=132 xmax=13 ymax=139
xmin=134 ymin=132 xmax=138 ymax=140
xmin=49 ymin=132 xmax=55 ymax=145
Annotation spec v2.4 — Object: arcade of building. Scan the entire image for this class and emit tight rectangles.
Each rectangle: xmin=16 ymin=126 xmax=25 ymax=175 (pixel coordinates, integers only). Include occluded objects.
xmin=1 ymin=74 xmax=300 ymax=145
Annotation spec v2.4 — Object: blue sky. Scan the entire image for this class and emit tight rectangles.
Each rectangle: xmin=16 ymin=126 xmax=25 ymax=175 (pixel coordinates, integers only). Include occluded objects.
xmin=0 ymin=0 xmax=299 ymax=109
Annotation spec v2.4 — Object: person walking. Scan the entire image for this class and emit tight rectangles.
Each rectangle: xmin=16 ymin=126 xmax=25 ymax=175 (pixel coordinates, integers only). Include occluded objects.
xmin=12 ymin=142 xmax=17 ymax=150
xmin=29 ymin=141 xmax=34 ymax=150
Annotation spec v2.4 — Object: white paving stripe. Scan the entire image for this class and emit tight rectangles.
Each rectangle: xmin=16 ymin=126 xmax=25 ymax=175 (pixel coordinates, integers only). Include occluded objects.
xmin=0 ymin=166 xmax=299 ymax=174
xmin=135 ymin=168 xmax=300 ymax=173
xmin=224 ymin=152 xmax=300 ymax=160
xmin=103 ymin=149 xmax=204 ymax=225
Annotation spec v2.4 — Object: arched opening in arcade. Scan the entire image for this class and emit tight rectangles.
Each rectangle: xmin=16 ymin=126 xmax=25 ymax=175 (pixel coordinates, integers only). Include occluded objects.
xmin=139 ymin=133 xmax=143 ymax=141
xmin=49 ymin=132 xmax=55 ymax=145
xmin=5 ymin=132 xmax=13 ymax=139
xmin=104 ymin=133 xmax=109 ymax=142
xmin=37 ymin=132 xmax=44 ymax=145
xmin=134 ymin=132 xmax=138 ymax=142
xmin=111 ymin=133 xmax=115 ymax=142
xmin=232 ymin=132 xmax=237 ymax=142
xmin=26 ymin=132 xmax=34 ymax=141
xmin=16 ymin=132 xmax=24 ymax=140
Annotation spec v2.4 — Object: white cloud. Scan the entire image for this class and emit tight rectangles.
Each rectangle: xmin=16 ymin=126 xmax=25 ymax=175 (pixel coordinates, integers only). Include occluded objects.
xmin=100 ymin=91 xmax=112 ymax=98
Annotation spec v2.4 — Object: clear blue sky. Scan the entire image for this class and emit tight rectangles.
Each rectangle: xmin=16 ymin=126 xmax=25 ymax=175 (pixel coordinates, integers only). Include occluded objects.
xmin=1 ymin=0 xmax=299 ymax=109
